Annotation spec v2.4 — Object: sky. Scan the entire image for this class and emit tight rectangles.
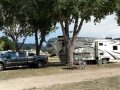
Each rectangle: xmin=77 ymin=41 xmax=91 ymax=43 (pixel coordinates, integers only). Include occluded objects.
xmin=0 ymin=14 xmax=120 ymax=44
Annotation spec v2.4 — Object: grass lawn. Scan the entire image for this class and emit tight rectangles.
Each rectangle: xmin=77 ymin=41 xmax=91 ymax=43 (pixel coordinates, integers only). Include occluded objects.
xmin=1 ymin=59 xmax=120 ymax=90
xmin=0 ymin=59 xmax=120 ymax=80
xmin=42 ymin=75 xmax=120 ymax=90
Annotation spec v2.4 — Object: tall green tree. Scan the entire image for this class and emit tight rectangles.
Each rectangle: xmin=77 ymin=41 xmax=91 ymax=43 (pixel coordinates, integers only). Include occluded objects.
xmin=0 ymin=41 xmax=4 ymax=51
xmin=0 ymin=0 xmax=33 ymax=51
xmin=0 ymin=36 xmax=15 ymax=51
xmin=53 ymin=0 xmax=117 ymax=67
xmin=24 ymin=0 xmax=57 ymax=55
xmin=115 ymin=0 xmax=120 ymax=25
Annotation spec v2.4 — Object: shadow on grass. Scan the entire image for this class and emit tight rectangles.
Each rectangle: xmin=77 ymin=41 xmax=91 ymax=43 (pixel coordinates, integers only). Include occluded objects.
xmin=62 ymin=67 xmax=81 ymax=70
xmin=4 ymin=62 xmax=65 ymax=71
xmin=46 ymin=62 xmax=65 ymax=67
xmin=4 ymin=65 xmax=31 ymax=71
xmin=4 ymin=61 xmax=117 ymax=71
xmin=107 ymin=62 xmax=117 ymax=64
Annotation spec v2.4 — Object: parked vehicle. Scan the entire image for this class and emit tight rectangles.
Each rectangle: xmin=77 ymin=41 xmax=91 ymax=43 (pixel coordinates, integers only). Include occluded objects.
xmin=46 ymin=36 xmax=120 ymax=64
xmin=0 ymin=51 xmax=48 ymax=71
xmin=46 ymin=38 xmax=58 ymax=55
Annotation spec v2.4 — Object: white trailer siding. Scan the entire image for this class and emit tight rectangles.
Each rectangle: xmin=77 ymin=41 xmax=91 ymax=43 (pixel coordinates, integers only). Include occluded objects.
xmin=97 ymin=40 xmax=120 ymax=60
xmin=46 ymin=37 xmax=120 ymax=64
xmin=46 ymin=38 xmax=57 ymax=55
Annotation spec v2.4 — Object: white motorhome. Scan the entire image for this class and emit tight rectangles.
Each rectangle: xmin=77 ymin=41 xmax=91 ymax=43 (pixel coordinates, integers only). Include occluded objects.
xmin=46 ymin=36 xmax=120 ymax=64
xmin=46 ymin=38 xmax=58 ymax=55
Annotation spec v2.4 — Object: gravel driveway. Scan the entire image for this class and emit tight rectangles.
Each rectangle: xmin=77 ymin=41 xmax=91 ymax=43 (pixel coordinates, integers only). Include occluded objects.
xmin=0 ymin=67 xmax=120 ymax=90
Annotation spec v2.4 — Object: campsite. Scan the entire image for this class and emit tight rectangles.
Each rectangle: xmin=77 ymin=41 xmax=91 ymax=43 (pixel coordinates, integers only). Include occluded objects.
xmin=0 ymin=55 xmax=120 ymax=90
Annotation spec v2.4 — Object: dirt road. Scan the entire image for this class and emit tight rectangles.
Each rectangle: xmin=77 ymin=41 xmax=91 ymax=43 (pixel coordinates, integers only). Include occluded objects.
xmin=0 ymin=67 xmax=120 ymax=90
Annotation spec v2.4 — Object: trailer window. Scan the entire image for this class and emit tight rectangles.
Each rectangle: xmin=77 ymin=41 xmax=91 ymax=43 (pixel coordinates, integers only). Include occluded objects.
xmin=100 ymin=53 xmax=104 ymax=55
xmin=113 ymin=46 xmax=118 ymax=50
xmin=99 ymin=43 xmax=103 ymax=46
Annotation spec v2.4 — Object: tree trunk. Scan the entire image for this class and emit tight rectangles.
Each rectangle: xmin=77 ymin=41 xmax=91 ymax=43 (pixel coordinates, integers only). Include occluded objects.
xmin=38 ymin=37 xmax=44 ymax=55
xmin=38 ymin=28 xmax=46 ymax=55
xmin=66 ymin=43 xmax=74 ymax=68
xmin=58 ymin=11 xmax=84 ymax=68
xmin=14 ymin=37 xmax=19 ymax=52
xmin=35 ymin=29 xmax=39 ymax=55
xmin=15 ymin=42 xmax=19 ymax=52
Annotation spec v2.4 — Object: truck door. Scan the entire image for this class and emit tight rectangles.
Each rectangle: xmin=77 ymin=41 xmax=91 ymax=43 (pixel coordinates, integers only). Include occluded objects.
xmin=17 ymin=52 xmax=27 ymax=65
xmin=5 ymin=52 xmax=18 ymax=66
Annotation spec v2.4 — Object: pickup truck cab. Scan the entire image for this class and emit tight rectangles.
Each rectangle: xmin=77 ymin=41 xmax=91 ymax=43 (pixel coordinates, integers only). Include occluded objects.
xmin=0 ymin=51 xmax=48 ymax=71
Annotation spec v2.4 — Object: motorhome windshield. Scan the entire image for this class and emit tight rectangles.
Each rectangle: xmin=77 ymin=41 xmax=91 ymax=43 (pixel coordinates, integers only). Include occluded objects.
xmin=46 ymin=43 xmax=52 ymax=48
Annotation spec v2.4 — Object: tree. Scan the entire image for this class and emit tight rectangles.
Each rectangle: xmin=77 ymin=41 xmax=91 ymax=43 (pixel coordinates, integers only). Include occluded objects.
xmin=115 ymin=0 xmax=120 ymax=25
xmin=0 ymin=0 xmax=33 ymax=51
xmin=0 ymin=41 xmax=4 ymax=51
xmin=0 ymin=36 xmax=15 ymax=51
xmin=54 ymin=0 xmax=117 ymax=67
xmin=25 ymin=46 xmax=31 ymax=50
xmin=24 ymin=0 xmax=57 ymax=55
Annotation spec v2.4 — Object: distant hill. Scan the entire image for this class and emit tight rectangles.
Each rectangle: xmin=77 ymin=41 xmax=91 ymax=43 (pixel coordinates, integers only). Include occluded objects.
xmin=113 ymin=38 xmax=120 ymax=40
xmin=19 ymin=43 xmax=46 ymax=51
xmin=19 ymin=43 xmax=36 ymax=50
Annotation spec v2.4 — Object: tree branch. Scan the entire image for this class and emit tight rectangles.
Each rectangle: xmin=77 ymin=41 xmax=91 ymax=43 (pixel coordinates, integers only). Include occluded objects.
xmin=58 ymin=11 xmax=67 ymax=41
xmin=73 ymin=16 xmax=78 ymax=35
xmin=74 ymin=18 xmax=84 ymax=37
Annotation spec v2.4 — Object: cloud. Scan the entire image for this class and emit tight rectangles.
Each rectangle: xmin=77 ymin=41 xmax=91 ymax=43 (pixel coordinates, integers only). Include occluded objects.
xmin=78 ymin=14 xmax=120 ymax=38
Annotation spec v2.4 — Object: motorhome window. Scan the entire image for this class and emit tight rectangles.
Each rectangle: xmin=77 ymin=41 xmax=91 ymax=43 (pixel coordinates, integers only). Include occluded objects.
xmin=113 ymin=46 xmax=118 ymax=50
xmin=100 ymin=53 xmax=104 ymax=55
xmin=99 ymin=43 xmax=103 ymax=46
xmin=46 ymin=44 xmax=52 ymax=48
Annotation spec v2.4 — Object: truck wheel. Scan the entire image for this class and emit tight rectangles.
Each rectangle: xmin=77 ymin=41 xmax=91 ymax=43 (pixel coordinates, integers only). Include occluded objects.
xmin=36 ymin=61 xmax=44 ymax=68
xmin=102 ymin=59 xmax=107 ymax=64
xmin=0 ymin=63 xmax=3 ymax=71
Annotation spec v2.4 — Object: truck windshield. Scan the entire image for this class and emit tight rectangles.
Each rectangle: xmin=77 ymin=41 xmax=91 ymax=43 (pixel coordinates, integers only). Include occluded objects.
xmin=1 ymin=52 xmax=9 ymax=58
xmin=1 ymin=52 xmax=16 ymax=58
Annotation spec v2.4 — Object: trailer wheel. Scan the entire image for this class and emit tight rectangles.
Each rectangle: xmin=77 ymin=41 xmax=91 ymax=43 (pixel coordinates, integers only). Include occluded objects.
xmin=0 ymin=63 xmax=3 ymax=71
xmin=102 ymin=59 xmax=107 ymax=64
xmin=36 ymin=61 xmax=44 ymax=68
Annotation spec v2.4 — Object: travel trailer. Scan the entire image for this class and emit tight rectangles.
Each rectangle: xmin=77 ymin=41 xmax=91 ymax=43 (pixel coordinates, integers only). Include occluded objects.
xmin=46 ymin=38 xmax=58 ymax=55
xmin=46 ymin=36 xmax=120 ymax=64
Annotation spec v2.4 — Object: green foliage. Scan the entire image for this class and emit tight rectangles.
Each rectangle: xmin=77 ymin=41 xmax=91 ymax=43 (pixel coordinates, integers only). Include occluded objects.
xmin=21 ymin=0 xmax=58 ymax=54
xmin=25 ymin=0 xmax=57 ymax=37
xmin=115 ymin=0 xmax=120 ymax=25
xmin=52 ymin=0 xmax=119 ymax=64
xmin=0 ymin=36 xmax=15 ymax=51
xmin=0 ymin=41 xmax=4 ymax=51
xmin=0 ymin=0 xmax=34 ymax=51
xmin=54 ymin=0 xmax=117 ymax=24
xmin=25 ymin=46 xmax=31 ymax=50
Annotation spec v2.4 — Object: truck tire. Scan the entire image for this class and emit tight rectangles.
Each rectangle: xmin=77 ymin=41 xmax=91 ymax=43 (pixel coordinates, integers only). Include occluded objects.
xmin=36 ymin=61 xmax=44 ymax=68
xmin=102 ymin=59 xmax=107 ymax=64
xmin=0 ymin=63 xmax=4 ymax=71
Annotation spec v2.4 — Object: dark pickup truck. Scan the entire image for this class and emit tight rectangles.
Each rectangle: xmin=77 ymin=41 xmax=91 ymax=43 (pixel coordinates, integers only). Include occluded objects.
xmin=0 ymin=51 xmax=48 ymax=71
